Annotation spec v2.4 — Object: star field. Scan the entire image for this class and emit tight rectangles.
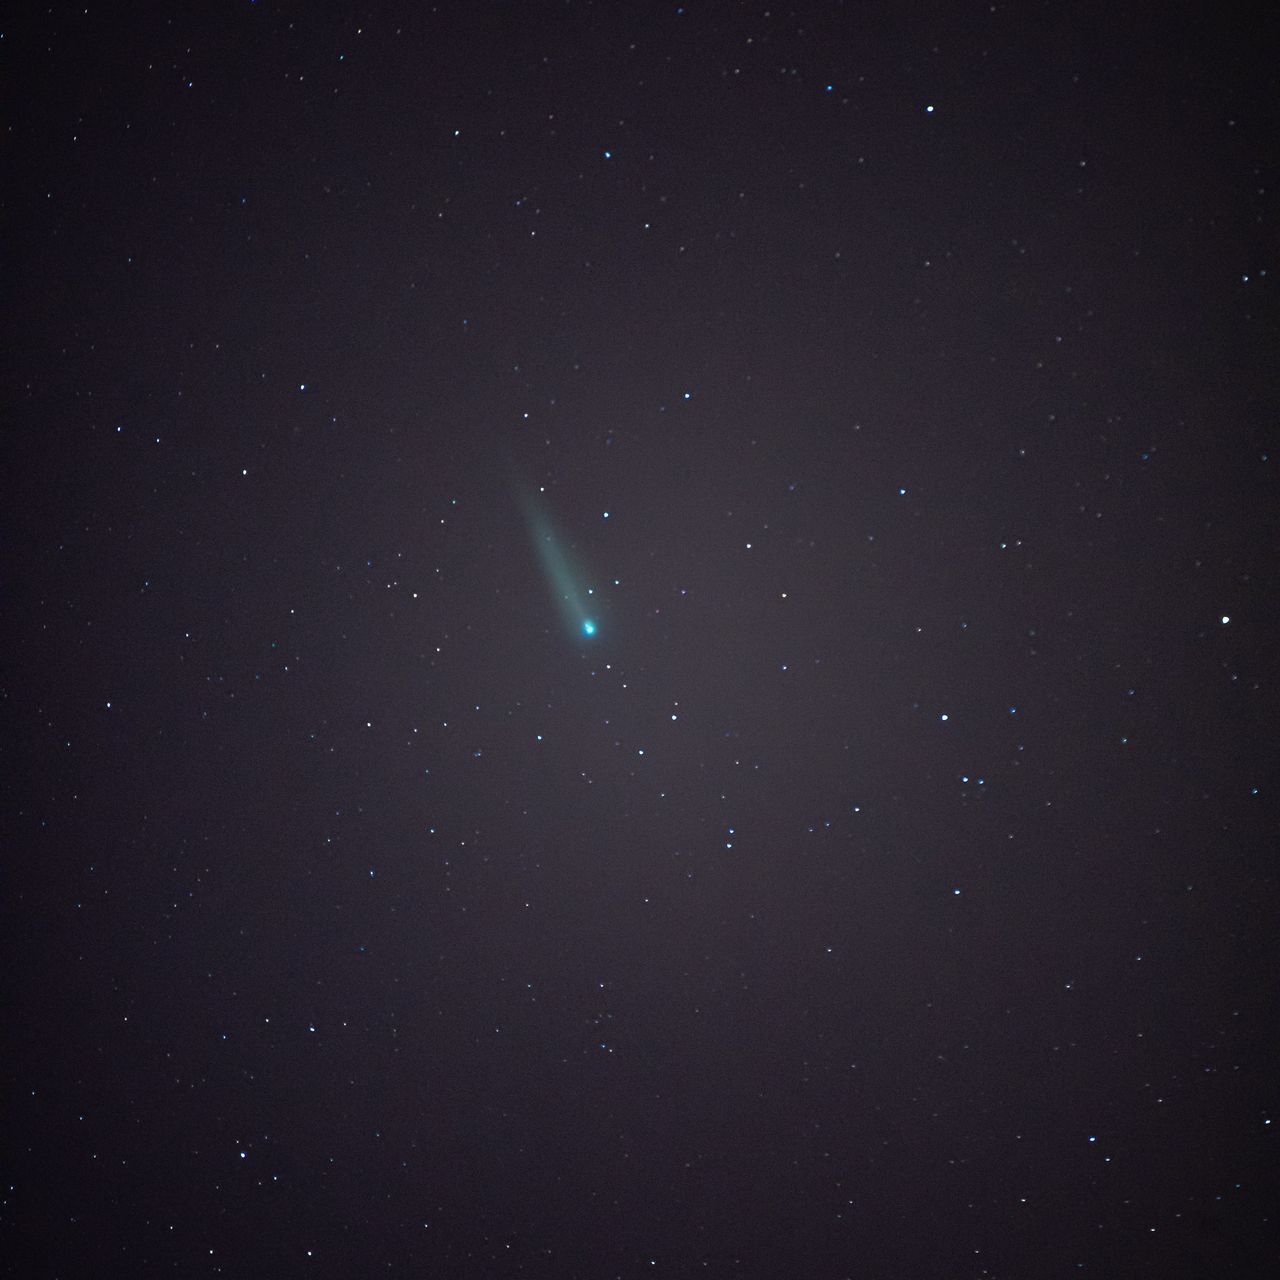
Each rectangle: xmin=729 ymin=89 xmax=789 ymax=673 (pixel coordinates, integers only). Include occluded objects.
xmin=5 ymin=2 xmax=1278 ymax=1277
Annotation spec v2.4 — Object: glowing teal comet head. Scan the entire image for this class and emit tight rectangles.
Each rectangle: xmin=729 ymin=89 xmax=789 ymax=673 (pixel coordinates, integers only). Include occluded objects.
xmin=582 ymin=619 xmax=597 ymax=637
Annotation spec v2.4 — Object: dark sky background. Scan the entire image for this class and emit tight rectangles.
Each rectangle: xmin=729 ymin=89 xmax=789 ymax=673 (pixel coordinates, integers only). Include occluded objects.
xmin=5 ymin=2 xmax=1278 ymax=1276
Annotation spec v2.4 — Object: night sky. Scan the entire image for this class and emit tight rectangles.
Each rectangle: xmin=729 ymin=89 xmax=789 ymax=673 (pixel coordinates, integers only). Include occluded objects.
xmin=6 ymin=2 xmax=1279 ymax=1276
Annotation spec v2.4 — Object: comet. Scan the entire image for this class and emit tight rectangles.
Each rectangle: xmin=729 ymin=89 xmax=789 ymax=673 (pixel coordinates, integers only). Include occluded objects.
xmin=511 ymin=471 xmax=600 ymax=641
